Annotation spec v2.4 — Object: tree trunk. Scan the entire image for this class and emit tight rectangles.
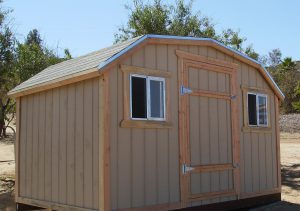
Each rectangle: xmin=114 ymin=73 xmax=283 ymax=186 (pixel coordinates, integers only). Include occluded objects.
xmin=0 ymin=116 xmax=4 ymax=138
xmin=0 ymin=98 xmax=8 ymax=138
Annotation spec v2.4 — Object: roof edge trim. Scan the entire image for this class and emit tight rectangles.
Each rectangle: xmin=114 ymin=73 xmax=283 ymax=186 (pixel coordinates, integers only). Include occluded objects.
xmin=98 ymin=34 xmax=284 ymax=100
xmin=98 ymin=35 xmax=148 ymax=70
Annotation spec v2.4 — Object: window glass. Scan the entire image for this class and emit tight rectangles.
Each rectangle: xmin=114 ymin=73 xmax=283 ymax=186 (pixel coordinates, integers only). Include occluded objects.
xmin=131 ymin=76 xmax=147 ymax=118
xmin=258 ymin=95 xmax=267 ymax=125
xmin=130 ymin=74 xmax=166 ymax=121
xmin=150 ymin=79 xmax=164 ymax=118
xmin=248 ymin=94 xmax=257 ymax=125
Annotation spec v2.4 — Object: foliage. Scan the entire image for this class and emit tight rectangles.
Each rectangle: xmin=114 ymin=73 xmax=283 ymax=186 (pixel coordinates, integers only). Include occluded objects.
xmin=115 ymin=0 xmax=259 ymax=59
xmin=0 ymin=1 xmax=17 ymax=137
xmin=268 ymin=55 xmax=299 ymax=113
xmin=16 ymin=29 xmax=69 ymax=82
xmin=292 ymin=82 xmax=300 ymax=112
xmin=0 ymin=1 xmax=72 ymax=138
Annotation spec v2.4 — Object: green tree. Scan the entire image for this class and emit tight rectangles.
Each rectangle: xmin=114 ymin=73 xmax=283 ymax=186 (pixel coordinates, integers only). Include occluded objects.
xmin=0 ymin=0 xmax=17 ymax=137
xmin=292 ymin=82 xmax=300 ymax=112
xmin=16 ymin=29 xmax=71 ymax=82
xmin=270 ymin=57 xmax=298 ymax=113
xmin=115 ymin=0 xmax=259 ymax=59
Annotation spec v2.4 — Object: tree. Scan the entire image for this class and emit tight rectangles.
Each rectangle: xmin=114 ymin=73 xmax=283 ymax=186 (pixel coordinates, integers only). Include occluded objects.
xmin=25 ymin=28 xmax=42 ymax=46
xmin=16 ymin=29 xmax=71 ymax=82
xmin=115 ymin=0 xmax=259 ymax=59
xmin=268 ymin=48 xmax=282 ymax=67
xmin=269 ymin=57 xmax=298 ymax=113
xmin=0 ymin=0 xmax=17 ymax=137
xmin=0 ymin=23 xmax=72 ymax=137
xmin=292 ymin=82 xmax=300 ymax=112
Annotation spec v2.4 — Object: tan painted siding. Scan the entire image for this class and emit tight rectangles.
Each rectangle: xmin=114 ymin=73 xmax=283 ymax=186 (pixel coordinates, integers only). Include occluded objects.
xmin=17 ymin=41 xmax=279 ymax=210
xmin=238 ymin=63 xmax=278 ymax=194
xmin=109 ymin=44 xmax=181 ymax=210
xmin=18 ymin=78 xmax=100 ymax=209
xmin=109 ymin=44 xmax=279 ymax=209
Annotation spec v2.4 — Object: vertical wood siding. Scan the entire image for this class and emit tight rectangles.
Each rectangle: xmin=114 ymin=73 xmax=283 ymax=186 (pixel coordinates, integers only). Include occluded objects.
xmin=17 ymin=42 xmax=279 ymax=210
xmin=110 ymin=44 xmax=181 ymax=210
xmin=109 ymin=44 xmax=279 ymax=209
xmin=19 ymin=77 xmax=100 ymax=209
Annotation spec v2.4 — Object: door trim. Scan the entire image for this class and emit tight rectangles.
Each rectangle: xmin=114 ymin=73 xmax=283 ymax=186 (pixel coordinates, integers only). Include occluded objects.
xmin=177 ymin=51 xmax=240 ymax=206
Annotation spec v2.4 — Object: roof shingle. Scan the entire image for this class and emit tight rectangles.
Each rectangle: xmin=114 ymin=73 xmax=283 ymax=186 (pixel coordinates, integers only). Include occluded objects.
xmin=10 ymin=36 xmax=142 ymax=94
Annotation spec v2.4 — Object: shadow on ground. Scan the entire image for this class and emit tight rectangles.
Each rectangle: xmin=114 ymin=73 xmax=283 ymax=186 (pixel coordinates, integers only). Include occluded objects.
xmin=0 ymin=192 xmax=15 ymax=211
xmin=250 ymin=201 xmax=300 ymax=211
xmin=281 ymin=164 xmax=300 ymax=191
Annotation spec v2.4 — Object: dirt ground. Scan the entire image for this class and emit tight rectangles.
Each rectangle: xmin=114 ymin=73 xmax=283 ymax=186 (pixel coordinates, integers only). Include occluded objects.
xmin=0 ymin=133 xmax=300 ymax=210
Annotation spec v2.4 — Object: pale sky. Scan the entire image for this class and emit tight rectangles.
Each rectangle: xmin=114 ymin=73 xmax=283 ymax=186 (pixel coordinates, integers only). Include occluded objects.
xmin=3 ymin=0 xmax=300 ymax=60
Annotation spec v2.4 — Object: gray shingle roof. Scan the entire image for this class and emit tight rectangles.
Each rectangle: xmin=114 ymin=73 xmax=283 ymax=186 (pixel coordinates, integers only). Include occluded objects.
xmin=10 ymin=36 xmax=142 ymax=94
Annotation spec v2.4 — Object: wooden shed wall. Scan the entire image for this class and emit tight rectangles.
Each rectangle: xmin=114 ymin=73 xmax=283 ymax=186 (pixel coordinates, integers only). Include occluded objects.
xmin=18 ymin=77 xmax=100 ymax=210
xmin=109 ymin=43 xmax=279 ymax=210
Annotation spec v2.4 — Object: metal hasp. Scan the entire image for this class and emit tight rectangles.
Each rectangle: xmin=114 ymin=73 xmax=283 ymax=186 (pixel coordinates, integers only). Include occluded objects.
xmin=180 ymin=85 xmax=193 ymax=95
xmin=182 ymin=163 xmax=195 ymax=174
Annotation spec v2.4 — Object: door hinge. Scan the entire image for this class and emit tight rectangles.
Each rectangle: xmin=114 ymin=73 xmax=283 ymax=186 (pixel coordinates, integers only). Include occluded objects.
xmin=182 ymin=163 xmax=194 ymax=174
xmin=180 ymin=85 xmax=193 ymax=95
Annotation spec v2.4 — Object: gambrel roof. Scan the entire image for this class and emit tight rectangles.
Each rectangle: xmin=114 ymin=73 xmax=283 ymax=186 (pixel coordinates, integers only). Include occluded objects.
xmin=9 ymin=34 xmax=284 ymax=100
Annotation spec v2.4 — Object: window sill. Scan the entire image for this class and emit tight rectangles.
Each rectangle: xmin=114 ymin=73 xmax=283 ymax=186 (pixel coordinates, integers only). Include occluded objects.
xmin=242 ymin=126 xmax=272 ymax=133
xmin=120 ymin=119 xmax=172 ymax=129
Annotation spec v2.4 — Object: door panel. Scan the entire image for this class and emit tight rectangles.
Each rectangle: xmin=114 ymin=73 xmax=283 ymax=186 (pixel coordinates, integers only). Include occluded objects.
xmin=179 ymin=57 xmax=239 ymax=204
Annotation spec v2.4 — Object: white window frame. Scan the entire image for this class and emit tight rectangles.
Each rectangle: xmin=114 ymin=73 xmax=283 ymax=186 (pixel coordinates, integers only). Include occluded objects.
xmin=247 ymin=92 xmax=268 ymax=127
xmin=130 ymin=74 xmax=166 ymax=121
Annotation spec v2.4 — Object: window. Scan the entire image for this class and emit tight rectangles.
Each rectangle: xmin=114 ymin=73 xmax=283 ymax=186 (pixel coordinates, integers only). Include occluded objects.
xmin=121 ymin=64 xmax=171 ymax=128
xmin=247 ymin=93 xmax=268 ymax=126
xmin=130 ymin=74 xmax=166 ymax=121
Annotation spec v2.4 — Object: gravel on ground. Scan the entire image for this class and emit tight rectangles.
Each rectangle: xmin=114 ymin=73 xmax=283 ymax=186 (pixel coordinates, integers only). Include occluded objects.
xmin=279 ymin=114 xmax=300 ymax=133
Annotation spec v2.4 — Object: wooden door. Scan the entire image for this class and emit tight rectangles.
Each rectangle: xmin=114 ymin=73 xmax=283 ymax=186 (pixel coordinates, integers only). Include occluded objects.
xmin=177 ymin=50 xmax=240 ymax=205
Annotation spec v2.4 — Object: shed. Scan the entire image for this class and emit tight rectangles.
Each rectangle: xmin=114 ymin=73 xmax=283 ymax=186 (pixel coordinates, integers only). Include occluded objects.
xmin=9 ymin=34 xmax=284 ymax=211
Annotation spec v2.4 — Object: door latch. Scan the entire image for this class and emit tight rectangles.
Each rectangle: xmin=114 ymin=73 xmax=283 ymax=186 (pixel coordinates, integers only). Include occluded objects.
xmin=182 ymin=163 xmax=195 ymax=174
xmin=180 ymin=85 xmax=193 ymax=95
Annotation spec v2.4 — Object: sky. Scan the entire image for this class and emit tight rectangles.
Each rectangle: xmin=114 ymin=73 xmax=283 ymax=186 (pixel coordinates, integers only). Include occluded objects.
xmin=3 ymin=0 xmax=300 ymax=60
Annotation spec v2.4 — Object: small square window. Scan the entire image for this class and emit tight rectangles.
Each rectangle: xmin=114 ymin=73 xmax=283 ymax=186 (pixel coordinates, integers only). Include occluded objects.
xmin=130 ymin=74 xmax=166 ymax=121
xmin=247 ymin=93 xmax=268 ymax=127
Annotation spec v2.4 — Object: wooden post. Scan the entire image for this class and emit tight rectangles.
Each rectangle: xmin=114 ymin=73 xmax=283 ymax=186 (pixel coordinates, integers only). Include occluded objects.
xmin=15 ymin=97 xmax=21 ymax=200
xmin=275 ymin=96 xmax=281 ymax=189
xmin=230 ymin=69 xmax=241 ymax=199
xmin=99 ymin=73 xmax=110 ymax=211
